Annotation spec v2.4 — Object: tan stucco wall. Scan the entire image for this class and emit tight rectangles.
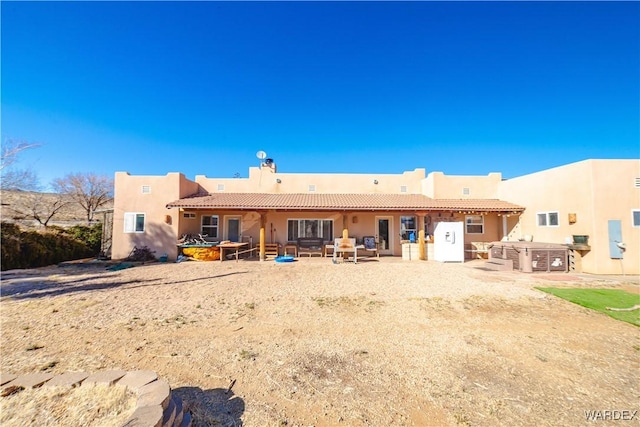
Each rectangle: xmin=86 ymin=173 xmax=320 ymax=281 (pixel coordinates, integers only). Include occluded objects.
xmin=112 ymin=172 xmax=199 ymax=260
xmin=195 ymin=166 xmax=427 ymax=194
xmin=422 ymin=172 xmax=502 ymax=199
xmin=112 ymin=167 xmax=432 ymax=260
xmin=111 ymin=166 xmax=515 ymax=260
xmin=589 ymin=160 xmax=640 ymax=274
xmin=111 ymin=160 xmax=638 ymax=274
xmin=498 ymin=159 xmax=640 ymax=274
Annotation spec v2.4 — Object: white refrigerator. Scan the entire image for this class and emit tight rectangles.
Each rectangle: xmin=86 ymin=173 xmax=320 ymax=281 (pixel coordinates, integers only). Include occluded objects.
xmin=433 ymin=221 xmax=465 ymax=262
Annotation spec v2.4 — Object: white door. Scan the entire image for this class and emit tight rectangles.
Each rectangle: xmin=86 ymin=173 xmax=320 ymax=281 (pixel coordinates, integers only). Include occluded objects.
xmin=375 ymin=216 xmax=393 ymax=255
xmin=433 ymin=221 xmax=464 ymax=262
xmin=225 ymin=216 xmax=242 ymax=242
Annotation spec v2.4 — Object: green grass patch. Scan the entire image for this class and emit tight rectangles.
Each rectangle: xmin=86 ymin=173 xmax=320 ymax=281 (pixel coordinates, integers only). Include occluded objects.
xmin=536 ymin=287 xmax=640 ymax=327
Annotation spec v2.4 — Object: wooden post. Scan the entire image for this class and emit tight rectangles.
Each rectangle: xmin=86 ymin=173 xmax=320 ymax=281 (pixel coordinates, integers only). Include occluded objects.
xmin=418 ymin=214 xmax=426 ymax=260
xmin=342 ymin=214 xmax=349 ymax=239
xmin=259 ymin=213 xmax=266 ymax=261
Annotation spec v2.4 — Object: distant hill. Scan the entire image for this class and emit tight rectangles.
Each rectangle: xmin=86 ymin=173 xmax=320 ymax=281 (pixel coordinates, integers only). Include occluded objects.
xmin=0 ymin=189 xmax=113 ymax=228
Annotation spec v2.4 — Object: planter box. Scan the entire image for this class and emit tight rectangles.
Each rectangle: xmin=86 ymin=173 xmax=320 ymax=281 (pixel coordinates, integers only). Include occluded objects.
xmin=572 ymin=235 xmax=589 ymax=245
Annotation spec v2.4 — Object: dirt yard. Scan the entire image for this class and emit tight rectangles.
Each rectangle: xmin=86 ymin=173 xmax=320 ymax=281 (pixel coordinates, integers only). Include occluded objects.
xmin=1 ymin=258 xmax=639 ymax=426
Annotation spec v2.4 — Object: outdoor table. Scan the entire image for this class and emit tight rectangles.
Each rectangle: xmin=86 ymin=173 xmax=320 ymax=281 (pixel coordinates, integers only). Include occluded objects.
xmin=218 ymin=242 xmax=249 ymax=262
xmin=333 ymin=244 xmax=365 ymax=264
xmin=284 ymin=243 xmax=298 ymax=257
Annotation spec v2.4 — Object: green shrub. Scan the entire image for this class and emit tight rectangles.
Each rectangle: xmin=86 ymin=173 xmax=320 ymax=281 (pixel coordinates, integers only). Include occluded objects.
xmin=1 ymin=222 xmax=96 ymax=270
xmin=64 ymin=224 xmax=103 ymax=254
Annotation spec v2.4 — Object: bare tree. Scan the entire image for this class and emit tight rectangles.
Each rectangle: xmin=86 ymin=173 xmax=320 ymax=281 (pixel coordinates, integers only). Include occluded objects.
xmin=52 ymin=173 xmax=113 ymax=223
xmin=1 ymin=139 xmax=41 ymax=191
xmin=0 ymin=139 xmax=39 ymax=170
xmin=1 ymin=169 xmax=40 ymax=191
xmin=6 ymin=191 xmax=71 ymax=227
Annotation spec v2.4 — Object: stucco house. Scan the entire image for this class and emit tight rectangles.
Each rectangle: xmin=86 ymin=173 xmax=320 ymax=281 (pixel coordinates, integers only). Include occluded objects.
xmin=111 ymin=158 xmax=639 ymax=275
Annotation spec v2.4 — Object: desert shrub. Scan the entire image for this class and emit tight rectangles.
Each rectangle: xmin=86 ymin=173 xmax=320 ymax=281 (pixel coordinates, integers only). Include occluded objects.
xmin=1 ymin=223 xmax=22 ymax=270
xmin=1 ymin=222 xmax=95 ymax=270
xmin=125 ymin=246 xmax=156 ymax=262
xmin=64 ymin=224 xmax=103 ymax=254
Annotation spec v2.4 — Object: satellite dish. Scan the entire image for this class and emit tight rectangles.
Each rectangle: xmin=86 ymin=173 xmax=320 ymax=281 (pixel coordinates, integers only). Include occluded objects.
xmin=256 ymin=150 xmax=267 ymax=160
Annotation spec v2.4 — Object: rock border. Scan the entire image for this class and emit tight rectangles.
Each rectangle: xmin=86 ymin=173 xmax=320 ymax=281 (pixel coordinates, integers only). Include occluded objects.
xmin=0 ymin=370 xmax=191 ymax=427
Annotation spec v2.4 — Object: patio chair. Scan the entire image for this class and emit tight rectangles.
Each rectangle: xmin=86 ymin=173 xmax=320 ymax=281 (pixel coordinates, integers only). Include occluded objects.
xmin=362 ymin=236 xmax=379 ymax=258
xmin=333 ymin=237 xmax=360 ymax=263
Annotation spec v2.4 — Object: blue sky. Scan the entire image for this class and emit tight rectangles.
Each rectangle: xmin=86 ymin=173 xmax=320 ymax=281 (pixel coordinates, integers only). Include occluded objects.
xmin=2 ymin=1 xmax=638 ymax=188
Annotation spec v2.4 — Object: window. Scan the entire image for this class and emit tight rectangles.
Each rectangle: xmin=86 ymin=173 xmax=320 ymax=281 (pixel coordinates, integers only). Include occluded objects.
xmin=400 ymin=185 xmax=407 ymax=193
xmin=633 ymin=210 xmax=640 ymax=227
xmin=308 ymin=184 xmax=316 ymax=192
xmin=400 ymin=216 xmax=417 ymax=240
xmin=183 ymin=212 xmax=196 ymax=219
xmin=124 ymin=213 xmax=145 ymax=233
xmin=287 ymin=219 xmax=333 ymax=241
xmin=141 ymin=185 xmax=151 ymax=194
xmin=217 ymin=184 xmax=225 ymax=191
xmin=465 ymin=215 xmax=484 ymax=234
xmin=537 ymin=211 xmax=559 ymax=227
xmin=201 ymin=215 xmax=219 ymax=238
xmin=463 ymin=187 xmax=470 ymax=196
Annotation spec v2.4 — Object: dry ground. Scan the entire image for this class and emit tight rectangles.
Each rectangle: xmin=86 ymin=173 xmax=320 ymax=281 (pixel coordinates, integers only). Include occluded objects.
xmin=1 ymin=258 xmax=639 ymax=426
xmin=0 ymin=383 xmax=136 ymax=426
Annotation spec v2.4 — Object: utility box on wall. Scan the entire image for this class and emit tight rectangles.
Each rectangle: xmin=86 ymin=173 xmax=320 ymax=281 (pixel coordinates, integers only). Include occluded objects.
xmin=608 ymin=220 xmax=624 ymax=259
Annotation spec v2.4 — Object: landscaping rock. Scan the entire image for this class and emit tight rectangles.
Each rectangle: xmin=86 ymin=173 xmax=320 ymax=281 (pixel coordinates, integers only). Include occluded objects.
xmin=46 ymin=371 xmax=89 ymax=388
xmin=123 ymin=404 xmax=163 ymax=427
xmin=83 ymin=369 xmax=126 ymax=386
xmin=118 ymin=370 xmax=158 ymax=391
xmin=7 ymin=372 xmax=54 ymax=389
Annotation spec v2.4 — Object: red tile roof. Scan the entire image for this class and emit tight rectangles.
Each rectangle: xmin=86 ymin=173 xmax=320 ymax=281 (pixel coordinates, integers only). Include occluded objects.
xmin=166 ymin=193 xmax=524 ymax=212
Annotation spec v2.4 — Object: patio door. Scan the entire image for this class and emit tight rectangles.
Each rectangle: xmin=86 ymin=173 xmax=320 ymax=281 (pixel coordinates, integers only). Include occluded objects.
xmin=375 ymin=216 xmax=393 ymax=255
xmin=225 ymin=216 xmax=242 ymax=242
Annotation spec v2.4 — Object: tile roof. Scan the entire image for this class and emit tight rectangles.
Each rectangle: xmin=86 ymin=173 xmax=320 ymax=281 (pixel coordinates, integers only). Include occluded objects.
xmin=166 ymin=193 xmax=524 ymax=212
